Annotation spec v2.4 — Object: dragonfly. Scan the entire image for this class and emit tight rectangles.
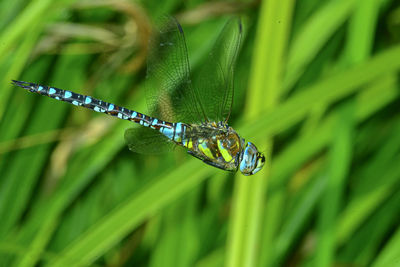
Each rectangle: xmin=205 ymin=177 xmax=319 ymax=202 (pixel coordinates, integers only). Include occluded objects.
xmin=12 ymin=17 xmax=265 ymax=175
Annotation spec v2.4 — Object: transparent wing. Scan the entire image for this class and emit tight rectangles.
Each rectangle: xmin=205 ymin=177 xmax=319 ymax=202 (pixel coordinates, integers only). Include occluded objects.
xmin=124 ymin=127 xmax=175 ymax=154
xmin=192 ymin=18 xmax=242 ymax=123
xmin=146 ymin=16 xmax=207 ymax=124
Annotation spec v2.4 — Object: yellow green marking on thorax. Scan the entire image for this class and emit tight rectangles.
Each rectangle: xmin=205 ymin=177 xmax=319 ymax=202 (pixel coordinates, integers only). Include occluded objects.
xmin=171 ymin=123 xmax=243 ymax=172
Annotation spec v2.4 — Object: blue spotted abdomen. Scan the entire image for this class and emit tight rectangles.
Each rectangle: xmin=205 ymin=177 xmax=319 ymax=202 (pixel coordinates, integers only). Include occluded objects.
xmin=12 ymin=80 xmax=191 ymax=145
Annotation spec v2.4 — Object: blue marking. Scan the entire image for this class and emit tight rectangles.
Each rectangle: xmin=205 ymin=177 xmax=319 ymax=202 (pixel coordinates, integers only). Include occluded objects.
xmin=94 ymin=106 xmax=101 ymax=112
xmin=55 ymin=96 xmax=60 ymax=100
xmin=49 ymin=88 xmax=56 ymax=95
xmin=239 ymin=145 xmax=257 ymax=174
xmin=123 ymin=115 xmax=128 ymax=120
xmin=38 ymin=86 xmax=43 ymax=92
xmin=161 ymin=127 xmax=174 ymax=140
xmin=131 ymin=111 xmax=137 ymax=118
xmin=108 ymin=104 xmax=114 ymax=110
xmin=239 ymin=153 xmax=249 ymax=173
xmin=117 ymin=113 xmax=123 ymax=119
xmin=174 ymin=123 xmax=182 ymax=142
xmin=100 ymin=108 xmax=105 ymax=112
xmin=176 ymin=123 xmax=182 ymax=132
xmin=200 ymin=142 xmax=208 ymax=150
xmin=64 ymin=91 xmax=72 ymax=98
xmin=139 ymin=119 xmax=150 ymax=126
xmin=85 ymin=96 xmax=92 ymax=104
xmin=72 ymin=100 xmax=79 ymax=106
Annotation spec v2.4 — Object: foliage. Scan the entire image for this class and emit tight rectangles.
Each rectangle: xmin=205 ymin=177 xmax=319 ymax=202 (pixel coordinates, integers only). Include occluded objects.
xmin=0 ymin=0 xmax=399 ymax=266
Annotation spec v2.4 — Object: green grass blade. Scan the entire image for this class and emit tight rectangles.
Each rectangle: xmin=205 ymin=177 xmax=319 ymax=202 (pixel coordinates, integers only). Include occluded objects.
xmin=0 ymin=2 xmax=398 ymax=267
xmin=0 ymin=0 xmax=54 ymax=63
xmin=242 ymin=43 xmax=400 ymax=141
xmin=315 ymin=100 xmax=354 ymax=267
xmin=18 ymin=43 xmax=400 ymax=267
xmin=371 ymin=225 xmax=400 ymax=267
xmin=284 ymin=0 xmax=358 ymax=91
xmin=48 ymin=161 xmax=209 ymax=266
xmin=226 ymin=0 xmax=294 ymax=267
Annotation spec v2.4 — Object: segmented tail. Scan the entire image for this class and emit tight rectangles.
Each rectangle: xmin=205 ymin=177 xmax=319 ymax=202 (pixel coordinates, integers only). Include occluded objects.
xmin=11 ymin=80 xmax=192 ymax=144
xmin=12 ymin=80 xmax=159 ymax=125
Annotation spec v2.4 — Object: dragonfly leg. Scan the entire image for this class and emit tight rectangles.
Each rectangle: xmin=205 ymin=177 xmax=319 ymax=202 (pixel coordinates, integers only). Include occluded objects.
xmin=187 ymin=151 xmax=229 ymax=171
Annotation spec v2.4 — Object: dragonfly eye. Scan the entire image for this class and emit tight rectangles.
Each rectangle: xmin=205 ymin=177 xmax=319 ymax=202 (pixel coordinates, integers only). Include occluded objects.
xmin=252 ymin=152 xmax=265 ymax=175
xmin=239 ymin=142 xmax=265 ymax=175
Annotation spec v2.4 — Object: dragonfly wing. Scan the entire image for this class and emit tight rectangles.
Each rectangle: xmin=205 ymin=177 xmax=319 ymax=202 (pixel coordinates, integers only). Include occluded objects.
xmin=124 ymin=127 xmax=175 ymax=154
xmin=192 ymin=18 xmax=242 ymax=122
xmin=146 ymin=16 xmax=207 ymax=124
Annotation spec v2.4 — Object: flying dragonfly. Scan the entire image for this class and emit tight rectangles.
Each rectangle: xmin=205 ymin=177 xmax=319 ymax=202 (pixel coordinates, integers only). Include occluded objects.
xmin=12 ymin=17 xmax=265 ymax=175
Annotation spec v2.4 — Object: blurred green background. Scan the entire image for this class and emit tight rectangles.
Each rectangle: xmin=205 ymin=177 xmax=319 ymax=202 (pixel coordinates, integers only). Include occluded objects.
xmin=1 ymin=0 xmax=400 ymax=266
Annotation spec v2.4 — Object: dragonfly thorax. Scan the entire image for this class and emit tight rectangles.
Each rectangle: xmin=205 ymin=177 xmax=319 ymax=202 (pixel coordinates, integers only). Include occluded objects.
xmin=183 ymin=123 xmax=244 ymax=172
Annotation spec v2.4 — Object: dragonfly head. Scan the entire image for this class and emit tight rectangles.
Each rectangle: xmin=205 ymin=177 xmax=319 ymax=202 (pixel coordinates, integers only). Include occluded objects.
xmin=239 ymin=142 xmax=265 ymax=175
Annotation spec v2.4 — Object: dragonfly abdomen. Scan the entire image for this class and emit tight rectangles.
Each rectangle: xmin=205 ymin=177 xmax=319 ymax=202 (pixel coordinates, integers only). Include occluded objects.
xmin=159 ymin=122 xmax=192 ymax=145
xmin=12 ymin=80 xmax=192 ymax=147
xmin=12 ymin=80 xmax=174 ymax=129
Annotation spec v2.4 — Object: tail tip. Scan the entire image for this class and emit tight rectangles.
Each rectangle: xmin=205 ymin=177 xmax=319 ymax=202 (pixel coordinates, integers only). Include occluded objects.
xmin=11 ymin=79 xmax=19 ymax=85
xmin=11 ymin=80 xmax=34 ymax=90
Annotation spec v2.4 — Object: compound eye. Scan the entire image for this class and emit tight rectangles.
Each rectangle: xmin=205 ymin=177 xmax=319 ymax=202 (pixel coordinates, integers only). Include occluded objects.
xmin=239 ymin=142 xmax=258 ymax=175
